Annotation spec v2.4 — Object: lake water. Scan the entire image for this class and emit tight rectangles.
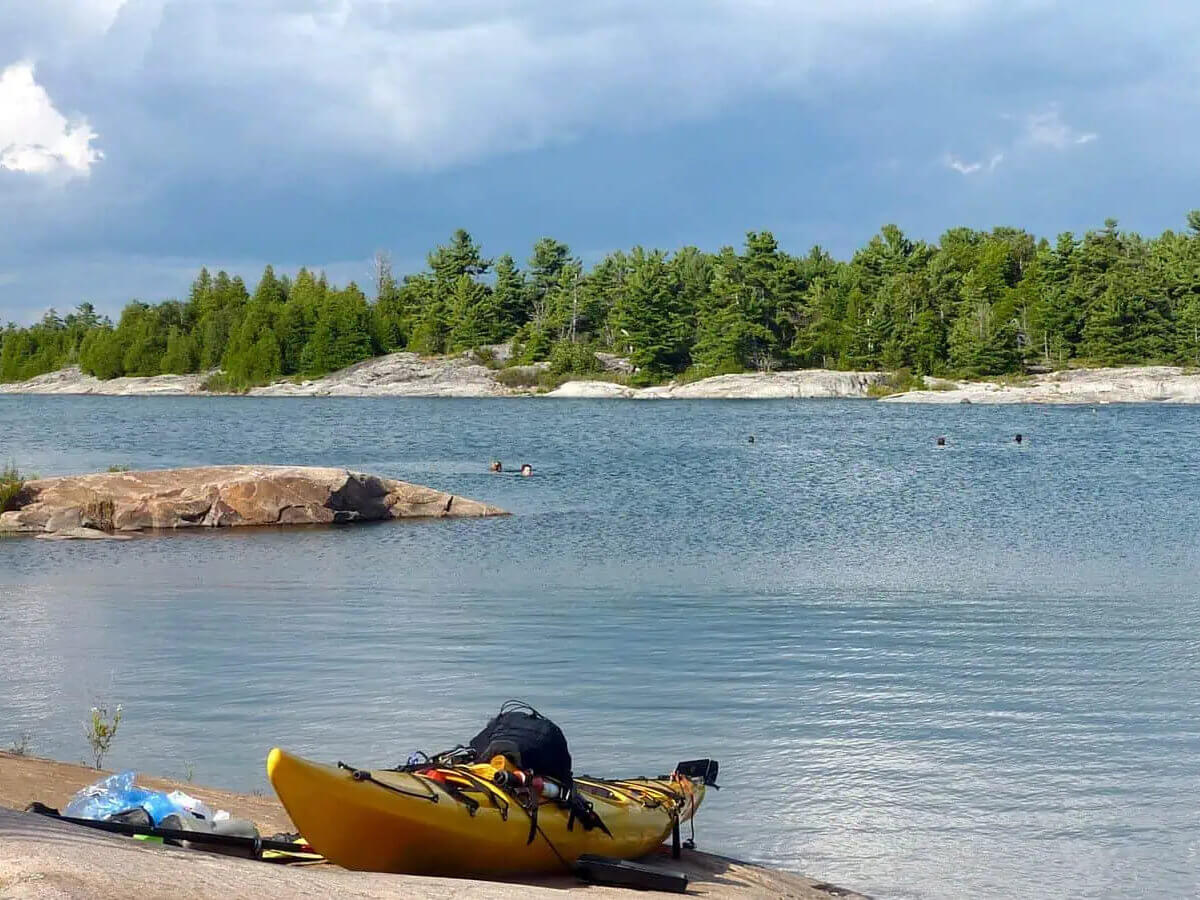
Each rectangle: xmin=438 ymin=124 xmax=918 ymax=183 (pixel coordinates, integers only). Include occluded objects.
xmin=1 ymin=396 xmax=1197 ymax=898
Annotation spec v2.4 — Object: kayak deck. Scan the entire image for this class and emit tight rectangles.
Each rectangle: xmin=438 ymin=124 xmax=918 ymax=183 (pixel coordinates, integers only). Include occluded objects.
xmin=267 ymin=748 xmax=705 ymax=877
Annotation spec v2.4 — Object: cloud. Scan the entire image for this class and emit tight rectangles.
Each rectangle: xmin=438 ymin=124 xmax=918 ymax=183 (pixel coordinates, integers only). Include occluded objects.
xmin=0 ymin=62 xmax=103 ymax=177
xmin=945 ymin=152 xmax=1005 ymax=176
xmin=0 ymin=0 xmax=1039 ymax=176
xmin=1 ymin=0 xmax=1199 ymax=322
xmin=945 ymin=106 xmax=1096 ymax=176
xmin=1021 ymin=108 xmax=1098 ymax=150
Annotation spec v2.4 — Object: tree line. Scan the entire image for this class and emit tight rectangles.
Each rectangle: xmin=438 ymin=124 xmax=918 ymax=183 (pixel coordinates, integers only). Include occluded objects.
xmin=4 ymin=212 xmax=1200 ymax=388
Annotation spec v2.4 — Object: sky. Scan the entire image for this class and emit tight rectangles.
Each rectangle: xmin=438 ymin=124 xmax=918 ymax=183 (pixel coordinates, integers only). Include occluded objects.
xmin=1 ymin=0 xmax=1197 ymax=323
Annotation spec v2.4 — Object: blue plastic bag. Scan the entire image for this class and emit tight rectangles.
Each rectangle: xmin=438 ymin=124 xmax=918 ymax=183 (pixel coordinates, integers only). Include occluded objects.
xmin=63 ymin=770 xmax=179 ymax=825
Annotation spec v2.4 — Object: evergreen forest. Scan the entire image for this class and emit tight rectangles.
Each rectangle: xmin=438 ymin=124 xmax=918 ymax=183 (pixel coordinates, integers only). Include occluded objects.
xmin=4 ymin=213 xmax=1200 ymax=389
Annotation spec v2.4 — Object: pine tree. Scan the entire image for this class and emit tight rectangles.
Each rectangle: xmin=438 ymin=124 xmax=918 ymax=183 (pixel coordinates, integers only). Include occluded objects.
xmin=251 ymin=264 xmax=286 ymax=308
xmin=300 ymin=284 xmax=376 ymax=374
xmin=161 ymin=327 xmax=199 ymax=374
xmin=278 ymin=268 xmax=323 ymax=374
xmin=947 ymin=270 xmax=1020 ymax=375
xmin=79 ymin=327 xmax=125 ymax=380
xmin=840 ymin=289 xmax=878 ymax=369
xmin=429 ymin=230 xmax=490 ymax=282
xmin=223 ymin=290 xmax=281 ymax=388
xmin=404 ymin=276 xmax=449 ymax=356
xmin=447 ymin=275 xmax=498 ymax=351
xmin=608 ymin=248 xmax=687 ymax=378
xmin=371 ymin=255 xmax=406 ymax=352
xmin=527 ymin=238 xmax=573 ymax=336
xmin=692 ymin=248 xmax=772 ymax=373
xmin=791 ymin=279 xmax=844 ymax=368
xmin=491 ymin=254 xmax=527 ymax=337
xmin=115 ymin=303 xmax=169 ymax=376
xmin=197 ymin=271 xmax=248 ymax=370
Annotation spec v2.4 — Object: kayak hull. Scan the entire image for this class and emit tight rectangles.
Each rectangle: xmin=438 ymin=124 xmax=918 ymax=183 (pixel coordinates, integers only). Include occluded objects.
xmin=266 ymin=748 xmax=704 ymax=877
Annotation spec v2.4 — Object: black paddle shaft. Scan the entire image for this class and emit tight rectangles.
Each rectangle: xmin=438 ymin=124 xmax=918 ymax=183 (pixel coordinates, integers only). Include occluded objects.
xmin=33 ymin=812 xmax=308 ymax=855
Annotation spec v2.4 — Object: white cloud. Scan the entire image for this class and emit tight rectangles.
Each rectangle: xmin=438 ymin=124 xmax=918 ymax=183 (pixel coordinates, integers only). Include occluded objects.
xmin=1021 ymin=108 xmax=1098 ymax=149
xmin=0 ymin=62 xmax=103 ymax=177
xmin=945 ymin=152 xmax=1004 ymax=176
xmin=946 ymin=105 xmax=1096 ymax=176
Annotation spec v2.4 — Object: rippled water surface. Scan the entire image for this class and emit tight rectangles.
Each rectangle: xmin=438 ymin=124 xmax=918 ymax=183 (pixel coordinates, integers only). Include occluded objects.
xmin=1 ymin=396 xmax=1198 ymax=898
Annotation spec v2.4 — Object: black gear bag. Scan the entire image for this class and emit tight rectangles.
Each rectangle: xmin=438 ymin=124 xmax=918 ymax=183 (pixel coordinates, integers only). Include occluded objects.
xmin=468 ymin=700 xmax=572 ymax=784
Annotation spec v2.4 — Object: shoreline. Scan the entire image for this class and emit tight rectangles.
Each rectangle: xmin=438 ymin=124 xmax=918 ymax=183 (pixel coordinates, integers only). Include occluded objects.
xmin=0 ymin=750 xmax=864 ymax=899
xmin=4 ymin=357 xmax=1200 ymax=403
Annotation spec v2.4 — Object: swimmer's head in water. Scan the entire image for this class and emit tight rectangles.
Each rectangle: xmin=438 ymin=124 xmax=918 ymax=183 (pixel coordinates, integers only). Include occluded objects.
xmin=1015 ymin=434 xmax=1023 ymax=443
xmin=520 ymin=464 xmax=533 ymax=476
xmin=489 ymin=460 xmax=503 ymax=472
xmin=936 ymin=436 xmax=946 ymax=446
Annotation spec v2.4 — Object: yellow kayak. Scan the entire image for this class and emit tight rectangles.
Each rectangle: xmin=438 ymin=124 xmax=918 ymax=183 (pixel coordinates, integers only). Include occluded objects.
xmin=266 ymin=748 xmax=713 ymax=877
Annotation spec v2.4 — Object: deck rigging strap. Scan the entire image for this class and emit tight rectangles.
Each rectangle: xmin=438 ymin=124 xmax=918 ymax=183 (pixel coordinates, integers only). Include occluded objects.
xmin=508 ymin=796 xmax=573 ymax=873
xmin=684 ymin=790 xmax=697 ymax=850
xmin=336 ymin=762 xmax=439 ymax=804
xmin=606 ymin=779 xmax=682 ymax=808
xmin=450 ymin=767 xmax=512 ymax=821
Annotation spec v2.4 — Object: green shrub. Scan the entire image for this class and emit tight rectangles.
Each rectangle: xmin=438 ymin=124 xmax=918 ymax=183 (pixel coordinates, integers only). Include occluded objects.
xmin=495 ymin=367 xmax=542 ymax=389
xmin=199 ymin=372 xmax=244 ymax=394
xmin=866 ymin=368 xmax=925 ymax=397
xmin=979 ymin=373 xmax=1035 ymax=387
xmin=85 ymin=703 xmax=122 ymax=769
xmin=106 ymin=464 xmax=131 ymax=473
xmin=1 ymin=462 xmax=25 ymax=513
xmin=513 ymin=325 xmax=552 ymax=364
xmin=547 ymin=341 xmax=601 ymax=376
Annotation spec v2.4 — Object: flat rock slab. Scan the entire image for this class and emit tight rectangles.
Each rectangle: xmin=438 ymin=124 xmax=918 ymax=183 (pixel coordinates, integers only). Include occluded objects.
xmin=0 ymin=807 xmax=860 ymax=900
xmin=0 ymin=753 xmax=867 ymax=899
xmin=0 ymin=466 xmax=507 ymax=537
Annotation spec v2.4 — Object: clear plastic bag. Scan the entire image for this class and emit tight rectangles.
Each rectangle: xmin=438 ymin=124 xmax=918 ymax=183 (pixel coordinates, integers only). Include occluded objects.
xmin=165 ymin=790 xmax=212 ymax=821
xmin=64 ymin=770 xmax=157 ymax=821
xmin=63 ymin=771 xmax=202 ymax=825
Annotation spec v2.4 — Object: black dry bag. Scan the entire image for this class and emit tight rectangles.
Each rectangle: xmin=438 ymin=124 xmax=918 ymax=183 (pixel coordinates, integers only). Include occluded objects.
xmin=468 ymin=701 xmax=572 ymax=784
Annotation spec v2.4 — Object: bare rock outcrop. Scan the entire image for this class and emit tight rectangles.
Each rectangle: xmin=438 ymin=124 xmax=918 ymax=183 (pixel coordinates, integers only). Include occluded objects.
xmin=247 ymin=352 xmax=516 ymax=397
xmin=12 ymin=361 xmax=1200 ymax=403
xmin=881 ymin=366 xmax=1200 ymax=404
xmin=546 ymin=381 xmax=637 ymax=399
xmin=659 ymin=370 xmax=885 ymax=399
xmin=0 ymin=466 xmax=507 ymax=537
xmin=0 ymin=365 xmax=205 ymax=395
xmin=547 ymin=370 xmax=886 ymax=399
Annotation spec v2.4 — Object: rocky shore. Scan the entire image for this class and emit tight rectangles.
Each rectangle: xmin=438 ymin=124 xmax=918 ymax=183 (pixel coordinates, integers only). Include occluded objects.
xmin=0 ymin=751 xmax=863 ymax=899
xmin=881 ymin=366 xmax=1200 ymax=404
xmin=547 ymin=370 xmax=886 ymax=399
xmin=0 ymin=366 xmax=205 ymax=395
xmin=0 ymin=466 xmax=506 ymax=539
xmin=6 ymin=357 xmax=1199 ymax=403
xmin=0 ymin=360 xmax=888 ymax=400
xmin=248 ymin=352 xmax=516 ymax=397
